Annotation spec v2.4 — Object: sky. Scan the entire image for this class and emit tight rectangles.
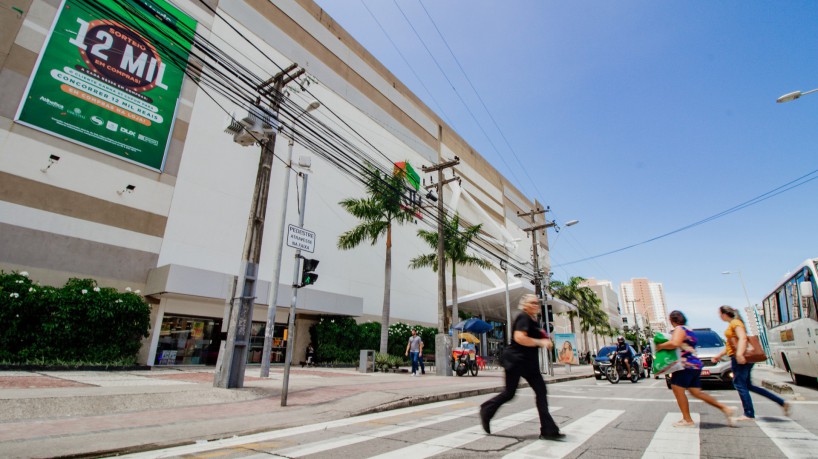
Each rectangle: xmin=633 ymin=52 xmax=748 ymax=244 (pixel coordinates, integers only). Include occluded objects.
xmin=314 ymin=0 xmax=818 ymax=333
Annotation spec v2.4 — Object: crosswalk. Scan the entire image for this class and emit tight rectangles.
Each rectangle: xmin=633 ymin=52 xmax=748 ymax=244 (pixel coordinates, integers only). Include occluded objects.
xmin=113 ymin=398 xmax=818 ymax=459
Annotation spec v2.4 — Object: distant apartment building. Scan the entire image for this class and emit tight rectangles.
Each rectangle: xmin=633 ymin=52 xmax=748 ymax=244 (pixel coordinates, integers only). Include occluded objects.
xmin=581 ymin=278 xmax=624 ymax=349
xmin=620 ymin=278 xmax=669 ymax=333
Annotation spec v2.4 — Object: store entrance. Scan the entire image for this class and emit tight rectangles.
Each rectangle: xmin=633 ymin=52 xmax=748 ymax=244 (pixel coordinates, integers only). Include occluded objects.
xmin=155 ymin=315 xmax=222 ymax=366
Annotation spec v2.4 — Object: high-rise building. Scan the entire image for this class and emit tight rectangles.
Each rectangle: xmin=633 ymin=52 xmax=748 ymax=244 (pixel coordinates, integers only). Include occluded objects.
xmin=620 ymin=278 xmax=669 ymax=333
xmin=580 ymin=278 xmax=623 ymax=350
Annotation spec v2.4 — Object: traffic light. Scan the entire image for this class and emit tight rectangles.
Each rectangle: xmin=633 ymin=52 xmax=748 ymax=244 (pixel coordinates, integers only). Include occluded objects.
xmin=299 ymin=257 xmax=319 ymax=287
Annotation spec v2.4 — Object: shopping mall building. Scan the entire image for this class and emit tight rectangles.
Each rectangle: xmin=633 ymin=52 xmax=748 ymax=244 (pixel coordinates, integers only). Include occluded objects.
xmin=0 ymin=0 xmax=568 ymax=367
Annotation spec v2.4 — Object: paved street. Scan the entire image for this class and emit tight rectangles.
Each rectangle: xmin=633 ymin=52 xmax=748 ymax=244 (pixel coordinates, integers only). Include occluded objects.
xmin=115 ymin=370 xmax=818 ymax=459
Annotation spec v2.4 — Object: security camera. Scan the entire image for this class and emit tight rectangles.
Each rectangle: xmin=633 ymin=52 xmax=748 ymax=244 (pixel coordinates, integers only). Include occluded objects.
xmin=425 ymin=190 xmax=438 ymax=202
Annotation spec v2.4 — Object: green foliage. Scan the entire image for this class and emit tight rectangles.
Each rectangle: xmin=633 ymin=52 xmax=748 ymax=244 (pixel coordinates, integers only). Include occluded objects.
xmin=311 ymin=316 xmax=437 ymax=365
xmin=0 ymin=272 xmax=151 ymax=364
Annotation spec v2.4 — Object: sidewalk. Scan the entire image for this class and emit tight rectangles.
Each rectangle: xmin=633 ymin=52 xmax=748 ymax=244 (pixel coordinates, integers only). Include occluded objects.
xmin=0 ymin=363 xmax=592 ymax=458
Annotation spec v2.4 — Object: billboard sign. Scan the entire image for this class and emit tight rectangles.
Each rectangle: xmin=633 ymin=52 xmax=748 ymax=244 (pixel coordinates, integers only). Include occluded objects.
xmin=15 ymin=0 xmax=196 ymax=171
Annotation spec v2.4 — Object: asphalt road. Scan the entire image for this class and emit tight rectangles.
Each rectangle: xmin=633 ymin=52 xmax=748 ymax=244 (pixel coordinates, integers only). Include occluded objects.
xmin=117 ymin=376 xmax=818 ymax=459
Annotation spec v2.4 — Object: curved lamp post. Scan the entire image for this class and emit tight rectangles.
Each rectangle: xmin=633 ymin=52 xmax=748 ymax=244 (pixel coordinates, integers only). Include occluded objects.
xmin=776 ymin=88 xmax=818 ymax=103
xmin=721 ymin=270 xmax=752 ymax=309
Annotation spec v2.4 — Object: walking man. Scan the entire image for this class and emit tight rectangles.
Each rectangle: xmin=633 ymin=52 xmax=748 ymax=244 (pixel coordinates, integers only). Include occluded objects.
xmin=405 ymin=328 xmax=423 ymax=376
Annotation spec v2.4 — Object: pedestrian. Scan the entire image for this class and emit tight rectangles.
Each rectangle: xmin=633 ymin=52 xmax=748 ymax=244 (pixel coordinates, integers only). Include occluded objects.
xmin=405 ymin=328 xmax=423 ymax=376
xmin=655 ymin=310 xmax=735 ymax=428
xmin=713 ymin=305 xmax=790 ymax=420
xmin=480 ymin=294 xmax=564 ymax=440
xmin=305 ymin=343 xmax=315 ymax=367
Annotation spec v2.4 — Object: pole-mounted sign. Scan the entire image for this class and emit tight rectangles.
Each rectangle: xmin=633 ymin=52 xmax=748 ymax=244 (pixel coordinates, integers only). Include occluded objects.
xmin=287 ymin=224 xmax=315 ymax=253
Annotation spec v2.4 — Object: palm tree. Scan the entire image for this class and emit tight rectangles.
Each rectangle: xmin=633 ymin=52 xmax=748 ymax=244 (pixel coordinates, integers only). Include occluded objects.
xmin=550 ymin=276 xmax=607 ymax=354
xmin=338 ymin=167 xmax=416 ymax=354
xmin=409 ymin=213 xmax=493 ymax=332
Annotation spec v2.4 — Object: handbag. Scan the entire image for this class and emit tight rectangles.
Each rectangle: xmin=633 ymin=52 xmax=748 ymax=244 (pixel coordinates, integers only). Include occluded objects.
xmin=727 ymin=334 xmax=767 ymax=363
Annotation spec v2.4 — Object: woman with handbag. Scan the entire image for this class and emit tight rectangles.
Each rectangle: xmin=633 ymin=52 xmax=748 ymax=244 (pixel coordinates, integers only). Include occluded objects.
xmin=714 ymin=305 xmax=790 ymax=421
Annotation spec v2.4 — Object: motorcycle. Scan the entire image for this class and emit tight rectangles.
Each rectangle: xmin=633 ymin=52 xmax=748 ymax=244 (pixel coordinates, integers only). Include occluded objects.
xmin=605 ymin=352 xmax=639 ymax=384
xmin=452 ymin=348 xmax=479 ymax=377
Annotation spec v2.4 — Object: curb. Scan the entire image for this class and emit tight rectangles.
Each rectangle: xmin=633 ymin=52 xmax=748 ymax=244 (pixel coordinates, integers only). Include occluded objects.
xmin=761 ymin=379 xmax=795 ymax=394
xmin=355 ymin=373 xmax=592 ymax=416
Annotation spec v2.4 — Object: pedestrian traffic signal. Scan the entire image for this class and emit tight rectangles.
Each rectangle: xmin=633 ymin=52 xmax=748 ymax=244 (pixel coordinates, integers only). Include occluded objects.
xmin=299 ymin=257 xmax=319 ymax=287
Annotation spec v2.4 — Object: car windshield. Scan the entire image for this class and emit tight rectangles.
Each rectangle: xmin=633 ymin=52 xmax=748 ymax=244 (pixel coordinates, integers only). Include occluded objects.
xmin=693 ymin=330 xmax=724 ymax=348
xmin=597 ymin=346 xmax=617 ymax=358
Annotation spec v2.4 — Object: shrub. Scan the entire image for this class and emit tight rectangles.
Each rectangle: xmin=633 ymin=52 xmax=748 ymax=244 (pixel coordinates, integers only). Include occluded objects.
xmin=0 ymin=272 xmax=151 ymax=364
xmin=310 ymin=316 xmax=437 ymax=366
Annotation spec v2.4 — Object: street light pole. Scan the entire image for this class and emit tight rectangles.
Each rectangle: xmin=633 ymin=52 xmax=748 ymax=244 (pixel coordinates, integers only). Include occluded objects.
xmin=776 ymin=87 xmax=818 ymax=103
xmin=722 ymin=271 xmax=752 ymax=309
xmin=260 ymin=101 xmax=320 ymax=378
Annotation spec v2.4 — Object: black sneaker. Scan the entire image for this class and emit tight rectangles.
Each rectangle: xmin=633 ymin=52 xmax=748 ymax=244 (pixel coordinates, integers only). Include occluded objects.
xmin=539 ymin=432 xmax=566 ymax=441
xmin=479 ymin=409 xmax=491 ymax=434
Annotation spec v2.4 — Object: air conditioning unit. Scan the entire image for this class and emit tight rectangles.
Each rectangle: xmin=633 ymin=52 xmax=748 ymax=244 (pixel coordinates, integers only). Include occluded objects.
xmin=224 ymin=111 xmax=279 ymax=147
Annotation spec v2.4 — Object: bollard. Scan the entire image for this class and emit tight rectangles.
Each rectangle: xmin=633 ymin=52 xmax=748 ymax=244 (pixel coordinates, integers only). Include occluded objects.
xmin=359 ymin=350 xmax=375 ymax=373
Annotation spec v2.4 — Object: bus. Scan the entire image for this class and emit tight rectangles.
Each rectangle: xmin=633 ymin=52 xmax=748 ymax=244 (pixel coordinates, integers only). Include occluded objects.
xmin=761 ymin=258 xmax=818 ymax=385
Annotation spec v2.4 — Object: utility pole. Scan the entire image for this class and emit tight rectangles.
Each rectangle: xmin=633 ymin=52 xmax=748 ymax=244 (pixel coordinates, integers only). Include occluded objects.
xmin=519 ymin=207 xmax=556 ymax=375
xmin=215 ymin=64 xmax=304 ymax=389
xmin=422 ymin=152 xmax=459 ymax=377
xmin=625 ymin=299 xmax=641 ymax=353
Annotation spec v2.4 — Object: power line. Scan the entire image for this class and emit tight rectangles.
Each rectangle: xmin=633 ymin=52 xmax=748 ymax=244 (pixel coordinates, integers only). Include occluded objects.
xmin=558 ymin=169 xmax=818 ymax=266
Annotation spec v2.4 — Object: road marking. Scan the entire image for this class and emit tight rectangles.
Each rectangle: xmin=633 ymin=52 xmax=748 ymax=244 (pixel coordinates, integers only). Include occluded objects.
xmin=266 ymin=406 xmax=478 ymax=457
xmin=366 ymin=407 xmax=562 ymax=458
xmin=549 ymin=394 xmax=741 ymax=404
xmin=112 ymin=400 xmax=464 ymax=458
xmin=756 ymin=416 xmax=818 ymax=458
xmin=642 ymin=412 xmax=700 ymax=459
xmin=503 ymin=409 xmax=624 ymax=458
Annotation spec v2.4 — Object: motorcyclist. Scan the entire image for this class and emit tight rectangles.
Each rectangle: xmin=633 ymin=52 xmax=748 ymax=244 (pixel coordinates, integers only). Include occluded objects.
xmin=615 ymin=336 xmax=633 ymax=377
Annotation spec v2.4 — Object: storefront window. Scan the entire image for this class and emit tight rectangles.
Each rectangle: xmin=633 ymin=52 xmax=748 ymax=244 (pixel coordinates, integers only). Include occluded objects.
xmin=155 ymin=315 xmax=221 ymax=365
xmin=248 ymin=322 xmax=288 ymax=364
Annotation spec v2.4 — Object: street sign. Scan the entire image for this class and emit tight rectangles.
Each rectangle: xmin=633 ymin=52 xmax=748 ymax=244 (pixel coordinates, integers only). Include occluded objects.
xmin=287 ymin=224 xmax=315 ymax=253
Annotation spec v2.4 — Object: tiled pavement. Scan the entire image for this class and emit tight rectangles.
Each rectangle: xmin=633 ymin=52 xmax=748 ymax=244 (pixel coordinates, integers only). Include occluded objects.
xmin=0 ymin=365 xmax=593 ymax=458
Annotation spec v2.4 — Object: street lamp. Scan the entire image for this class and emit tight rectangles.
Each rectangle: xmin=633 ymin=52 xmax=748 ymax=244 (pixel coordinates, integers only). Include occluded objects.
xmin=776 ymin=88 xmax=818 ymax=103
xmin=721 ymin=270 xmax=752 ymax=309
xmin=260 ymin=101 xmax=320 ymax=378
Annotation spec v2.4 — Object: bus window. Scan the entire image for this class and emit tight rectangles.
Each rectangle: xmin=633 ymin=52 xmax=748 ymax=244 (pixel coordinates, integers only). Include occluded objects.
xmin=777 ymin=288 xmax=790 ymax=324
xmin=788 ymin=279 xmax=800 ymax=320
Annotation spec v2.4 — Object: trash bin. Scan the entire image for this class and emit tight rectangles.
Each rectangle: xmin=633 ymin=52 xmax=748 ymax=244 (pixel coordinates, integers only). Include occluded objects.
xmin=359 ymin=349 xmax=375 ymax=373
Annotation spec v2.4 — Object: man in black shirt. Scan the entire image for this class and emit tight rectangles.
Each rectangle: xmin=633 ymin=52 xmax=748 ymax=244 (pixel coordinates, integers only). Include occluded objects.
xmin=479 ymin=294 xmax=564 ymax=440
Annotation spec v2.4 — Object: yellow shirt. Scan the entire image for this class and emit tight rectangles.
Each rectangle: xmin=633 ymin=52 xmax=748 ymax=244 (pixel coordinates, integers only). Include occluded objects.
xmin=724 ymin=318 xmax=745 ymax=356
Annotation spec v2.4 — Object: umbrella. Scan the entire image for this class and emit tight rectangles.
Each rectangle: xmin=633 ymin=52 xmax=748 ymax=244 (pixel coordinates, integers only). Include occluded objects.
xmin=459 ymin=332 xmax=480 ymax=344
xmin=453 ymin=318 xmax=493 ymax=334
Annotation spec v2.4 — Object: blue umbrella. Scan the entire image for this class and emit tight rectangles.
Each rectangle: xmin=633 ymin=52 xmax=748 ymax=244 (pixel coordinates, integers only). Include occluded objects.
xmin=453 ymin=318 xmax=493 ymax=334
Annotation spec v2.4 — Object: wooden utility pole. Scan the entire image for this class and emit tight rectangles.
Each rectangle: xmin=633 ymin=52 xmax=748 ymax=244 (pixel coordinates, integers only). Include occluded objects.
xmin=519 ymin=207 xmax=556 ymax=375
xmin=422 ymin=152 xmax=459 ymax=376
xmin=215 ymin=64 xmax=304 ymax=389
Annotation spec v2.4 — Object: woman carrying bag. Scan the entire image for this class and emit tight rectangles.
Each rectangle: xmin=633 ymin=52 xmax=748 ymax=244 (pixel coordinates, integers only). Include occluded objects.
xmin=713 ymin=305 xmax=791 ymax=421
xmin=655 ymin=310 xmax=735 ymax=428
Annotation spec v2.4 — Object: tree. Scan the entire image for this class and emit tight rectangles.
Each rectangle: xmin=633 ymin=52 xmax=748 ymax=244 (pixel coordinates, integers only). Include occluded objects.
xmin=409 ymin=213 xmax=493 ymax=332
xmin=337 ymin=166 xmax=416 ymax=354
xmin=550 ymin=276 xmax=608 ymax=353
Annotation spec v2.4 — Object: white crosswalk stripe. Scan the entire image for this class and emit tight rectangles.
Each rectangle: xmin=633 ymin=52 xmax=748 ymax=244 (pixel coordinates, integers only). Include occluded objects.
xmin=366 ymin=407 xmax=562 ymax=459
xmin=112 ymin=399 xmax=464 ymax=458
xmin=267 ymin=406 xmax=478 ymax=457
xmin=756 ymin=416 xmax=818 ymax=458
xmin=503 ymin=409 xmax=624 ymax=459
xmin=642 ymin=412 xmax=700 ymax=459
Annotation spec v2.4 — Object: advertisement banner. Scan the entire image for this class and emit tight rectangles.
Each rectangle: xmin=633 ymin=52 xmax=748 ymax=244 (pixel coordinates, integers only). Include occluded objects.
xmin=15 ymin=0 xmax=196 ymax=171
xmin=554 ymin=333 xmax=578 ymax=365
